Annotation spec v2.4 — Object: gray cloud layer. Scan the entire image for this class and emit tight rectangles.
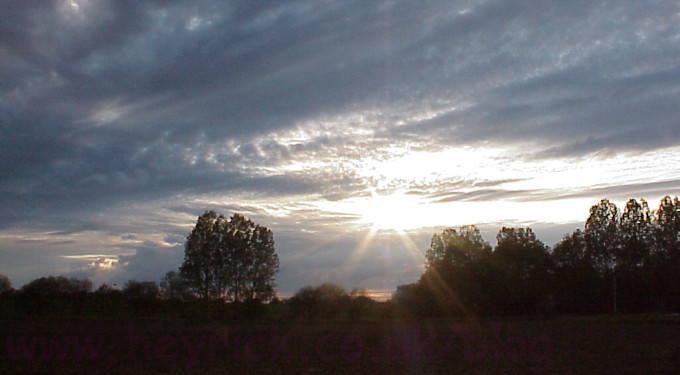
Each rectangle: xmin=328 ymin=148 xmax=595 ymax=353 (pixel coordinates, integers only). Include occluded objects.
xmin=2 ymin=0 xmax=679 ymax=290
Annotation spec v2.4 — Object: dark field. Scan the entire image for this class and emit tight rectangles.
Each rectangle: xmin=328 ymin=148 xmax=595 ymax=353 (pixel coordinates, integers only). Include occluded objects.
xmin=1 ymin=315 xmax=679 ymax=374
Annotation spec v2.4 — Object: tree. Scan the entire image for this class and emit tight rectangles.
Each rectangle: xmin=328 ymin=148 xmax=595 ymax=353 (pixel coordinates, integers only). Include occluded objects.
xmin=0 ymin=274 xmax=11 ymax=293
xmin=160 ymin=270 xmax=191 ymax=301
xmin=95 ymin=283 xmax=117 ymax=294
xmin=654 ymin=195 xmax=680 ymax=261
xmin=425 ymin=225 xmax=491 ymax=271
xmin=494 ymin=227 xmax=552 ymax=279
xmin=615 ymin=198 xmax=656 ymax=312
xmin=492 ymin=227 xmax=553 ymax=314
xmin=289 ymin=283 xmax=348 ymax=320
xmin=585 ymin=199 xmax=620 ymax=275
xmin=122 ymin=280 xmax=160 ymax=300
xmin=19 ymin=276 xmax=92 ymax=317
xmin=21 ymin=276 xmax=92 ymax=295
xmin=421 ymin=226 xmax=492 ymax=315
xmin=551 ymin=230 xmax=601 ymax=313
xmin=551 ymin=229 xmax=589 ymax=269
xmin=223 ymin=213 xmax=279 ymax=303
xmin=122 ymin=280 xmax=160 ymax=316
xmin=652 ymin=196 xmax=680 ymax=311
xmin=617 ymin=198 xmax=652 ymax=273
xmin=180 ymin=211 xmax=279 ymax=303
xmin=180 ymin=211 xmax=222 ymax=300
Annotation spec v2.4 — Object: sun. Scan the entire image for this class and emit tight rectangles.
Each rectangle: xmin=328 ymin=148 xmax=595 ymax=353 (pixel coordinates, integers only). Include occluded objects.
xmin=358 ymin=191 xmax=424 ymax=231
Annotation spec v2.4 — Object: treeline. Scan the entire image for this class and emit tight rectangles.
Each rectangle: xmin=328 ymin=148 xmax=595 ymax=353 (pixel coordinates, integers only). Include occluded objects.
xmin=392 ymin=196 xmax=680 ymax=317
xmin=1 ymin=196 xmax=678 ymax=321
xmin=0 ymin=211 xmax=385 ymax=321
xmin=0 ymin=276 xmax=190 ymax=319
xmin=0 ymin=275 xmax=385 ymax=321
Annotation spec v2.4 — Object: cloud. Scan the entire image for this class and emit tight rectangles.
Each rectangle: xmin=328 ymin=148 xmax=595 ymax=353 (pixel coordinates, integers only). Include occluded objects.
xmin=1 ymin=0 xmax=680 ymax=294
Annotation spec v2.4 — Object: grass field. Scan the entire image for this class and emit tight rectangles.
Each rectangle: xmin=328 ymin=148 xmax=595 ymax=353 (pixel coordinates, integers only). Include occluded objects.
xmin=1 ymin=314 xmax=679 ymax=374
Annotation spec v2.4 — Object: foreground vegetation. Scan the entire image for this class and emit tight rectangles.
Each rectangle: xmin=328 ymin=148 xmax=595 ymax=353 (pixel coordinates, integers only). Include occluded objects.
xmin=1 ymin=314 xmax=678 ymax=374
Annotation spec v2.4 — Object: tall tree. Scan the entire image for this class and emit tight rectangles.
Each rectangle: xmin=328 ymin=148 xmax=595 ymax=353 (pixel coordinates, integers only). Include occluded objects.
xmin=653 ymin=196 xmax=680 ymax=311
xmin=552 ymin=229 xmax=601 ymax=313
xmin=419 ymin=226 xmax=492 ymax=315
xmin=494 ymin=227 xmax=552 ymax=280
xmin=654 ymin=195 xmax=680 ymax=261
xmin=617 ymin=198 xmax=652 ymax=273
xmin=492 ymin=227 xmax=553 ymax=314
xmin=180 ymin=211 xmax=279 ymax=303
xmin=180 ymin=211 xmax=222 ymax=300
xmin=223 ymin=214 xmax=279 ymax=302
xmin=585 ymin=199 xmax=620 ymax=275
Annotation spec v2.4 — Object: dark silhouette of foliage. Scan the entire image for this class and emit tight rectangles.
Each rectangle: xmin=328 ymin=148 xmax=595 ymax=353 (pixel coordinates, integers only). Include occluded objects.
xmin=618 ymin=198 xmax=653 ymax=273
xmin=585 ymin=198 xmax=620 ymax=275
xmin=492 ymin=227 xmax=553 ymax=315
xmin=426 ymin=225 xmax=491 ymax=270
xmin=289 ymin=283 xmax=348 ymax=320
xmin=21 ymin=275 xmax=92 ymax=295
xmin=95 ymin=283 xmax=116 ymax=293
xmin=0 ymin=274 xmax=11 ymax=293
xmin=654 ymin=195 xmax=680 ymax=261
xmin=287 ymin=283 xmax=379 ymax=321
xmin=415 ymin=226 xmax=554 ymax=316
xmin=122 ymin=280 xmax=160 ymax=299
xmin=17 ymin=276 xmax=92 ymax=317
xmin=391 ymin=282 xmax=438 ymax=317
xmin=122 ymin=280 xmax=161 ymax=316
xmin=651 ymin=196 xmax=680 ymax=311
xmin=180 ymin=211 xmax=279 ymax=304
xmin=398 ymin=195 xmax=680 ymax=317
xmin=3 ymin=195 xmax=680 ymax=321
xmin=418 ymin=225 xmax=494 ymax=315
xmin=160 ymin=270 xmax=192 ymax=301
xmin=552 ymin=229 xmax=589 ymax=269
xmin=551 ymin=230 xmax=603 ymax=313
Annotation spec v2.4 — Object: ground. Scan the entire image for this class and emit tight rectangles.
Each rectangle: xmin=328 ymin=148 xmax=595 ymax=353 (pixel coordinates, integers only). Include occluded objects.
xmin=1 ymin=314 xmax=679 ymax=374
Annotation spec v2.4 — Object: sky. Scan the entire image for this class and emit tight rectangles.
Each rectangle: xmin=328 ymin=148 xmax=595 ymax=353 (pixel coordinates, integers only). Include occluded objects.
xmin=1 ymin=0 xmax=680 ymax=297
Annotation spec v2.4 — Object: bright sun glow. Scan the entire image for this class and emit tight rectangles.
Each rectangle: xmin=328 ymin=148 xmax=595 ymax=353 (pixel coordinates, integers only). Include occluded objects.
xmin=355 ymin=191 xmax=426 ymax=231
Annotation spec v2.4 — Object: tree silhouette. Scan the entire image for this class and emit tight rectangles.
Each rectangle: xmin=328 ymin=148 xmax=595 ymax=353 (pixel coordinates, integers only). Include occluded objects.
xmin=180 ymin=211 xmax=222 ymax=300
xmin=0 ymin=274 xmax=11 ymax=294
xmin=585 ymin=199 xmax=620 ymax=275
xmin=492 ymin=227 xmax=553 ymax=314
xmin=552 ymin=229 xmax=589 ymax=269
xmin=618 ymin=198 xmax=653 ymax=273
xmin=223 ymin=213 xmax=279 ymax=303
xmin=180 ymin=211 xmax=279 ymax=303
xmin=425 ymin=225 xmax=491 ymax=270
xmin=160 ymin=270 xmax=192 ymax=301
xmin=289 ymin=283 xmax=347 ymax=320
xmin=420 ymin=226 xmax=492 ymax=315
xmin=21 ymin=276 xmax=92 ymax=295
xmin=122 ymin=280 xmax=160 ymax=300
xmin=654 ymin=196 xmax=680 ymax=262
xmin=652 ymin=196 xmax=680 ymax=311
xmin=551 ymin=230 xmax=601 ymax=313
